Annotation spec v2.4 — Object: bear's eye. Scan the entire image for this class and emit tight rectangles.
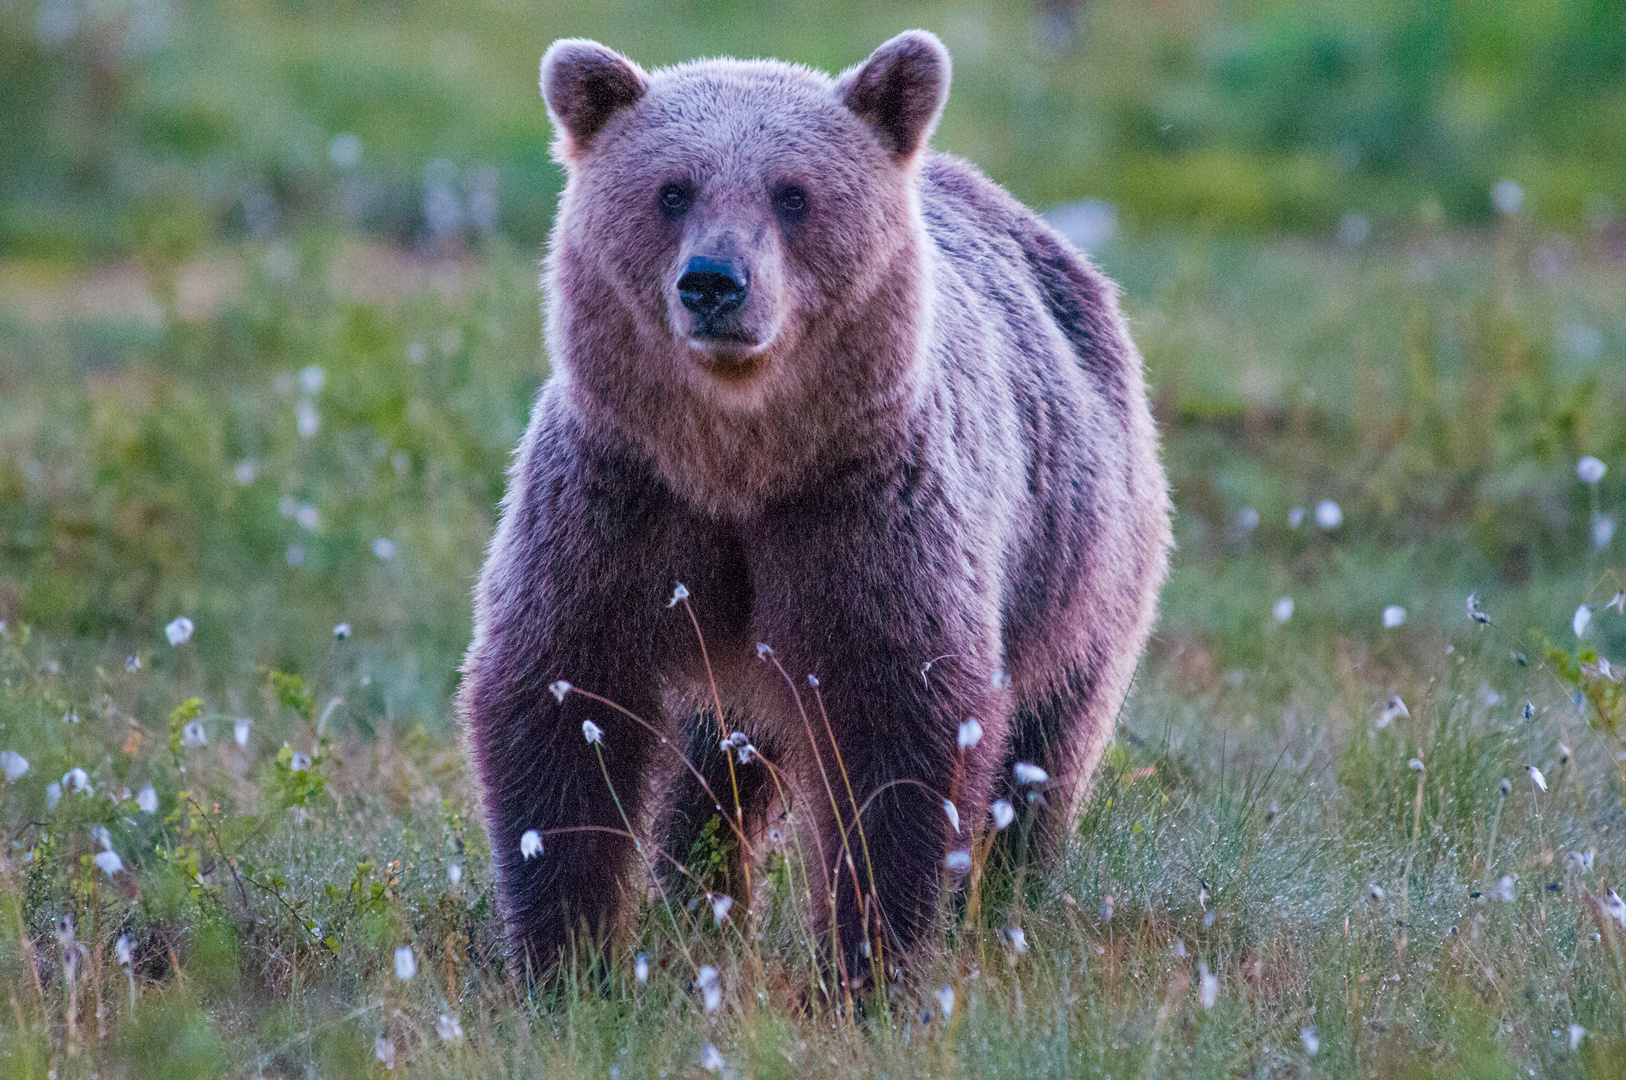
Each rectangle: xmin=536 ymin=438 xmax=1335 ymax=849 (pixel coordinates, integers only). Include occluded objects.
xmin=658 ymin=183 xmax=692 ymax=218
xmin=775 ymin=185 xmax=808 ymax=223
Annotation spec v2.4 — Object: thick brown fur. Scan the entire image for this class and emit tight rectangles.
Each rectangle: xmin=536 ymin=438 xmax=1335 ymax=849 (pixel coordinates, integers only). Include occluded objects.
xmin=459 ymin=30 xmax=1172 ymax=988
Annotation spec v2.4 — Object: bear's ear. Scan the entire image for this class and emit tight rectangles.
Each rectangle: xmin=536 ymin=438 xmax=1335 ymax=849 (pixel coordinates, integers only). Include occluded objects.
xmin=541 ymin=39 xmax=648 ymax=160
xmin=837 ymin=30 xmax=951 ymax=161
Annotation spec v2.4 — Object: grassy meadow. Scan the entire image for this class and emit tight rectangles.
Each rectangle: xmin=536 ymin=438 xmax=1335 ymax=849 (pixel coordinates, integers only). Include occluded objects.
xmin=3 ymin=3 xmax=1626 ymax=1077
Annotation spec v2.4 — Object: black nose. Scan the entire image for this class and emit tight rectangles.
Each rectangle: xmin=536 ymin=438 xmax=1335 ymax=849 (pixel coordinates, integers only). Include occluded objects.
xmin=678 ymin=257 xmax=749 ymax=318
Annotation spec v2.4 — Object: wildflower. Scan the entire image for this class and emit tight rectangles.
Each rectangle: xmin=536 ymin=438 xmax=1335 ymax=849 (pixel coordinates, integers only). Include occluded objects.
xmin=447 ymin=863 xmax=462 ymax=885
xmin=165 ymin=616 xmax=195 ymax=646
xmin=375 ymin=1034 xmax=395 ymax=1069
xmin=1574 ymin=605 xmax=1593 ymax=638
xmin=63 ymin=767 xmax=90 ymax=793
xmin=373 ymin=537 xmax=396 ymax=560
xmin=1197 ymin=963 xmax=1218 ymax=1008
xmin=1273 ymin=596 xmax=1294 ymax=623
xmin=234 ymin=718 xmax=251 ymax=747
xmin=333 ymin=623 xmax=351 ymax=640
xmin=125 ymin=655 xmax=141 ymax=673
xmin=667 ymin=582 xmax=689 ymax=607
xmin=944 ymin=849 xmax=972 ymax=873
xmin=696 ymin=965 xmax=721 ymax=1012
xmin=1569 ymin=1024 xmax=1585 ymax=1051
xmin=582 ymin=719 xmax=604 ymax=745
xmin=958 ymin=717 xmax=983 ymax=750
xmin=1005 ymin=926 xmax=1028 ymax=955
xmin=1497 ymin=875 xmax=1516 ymax=902
xmin=1314 ymin=500 xmax=1342 ymax=530
xmin=634 ymin=953 xmax=650 ymax=983
xmin=1465 ymin=593 xmax=1489 ymax=624
xmin=549 ymin=680 xmax=572 ymax=703
xmin=1605 ymin=890 xmax=1626 ymax=928
xmin=943 ymin=799 xmax=960 ymax=834
xmin=1301 ymin=1026 xmax=1319 ymax=1056
xmin=701 ymin=1041 xmax=725 ymax=1073
xmin=1408 ymin=758 xmax=1425 ymax=772
xmin=115 ymin=935 xmax=133 ymax=966
xmin=1288 ymin=507 xmax=1305 ymax=528
xmin=46 ymin=782 xmax=61 ymax=811
xmin=181 ymin=721 xmax=207 ymax=747
xmin=990 ymin=799 xmax=1015 ymax=830
xmin=1382 ymin=605 xmax=1407 ymax=628
xmin=1608 ymin=592 xmax=1626 ymax=615
xmin=436 ymin=1014 xmax=464 ymax=1043
xmin=1500 ymin=777 xmax=1511 ymax=796
xmin=1369 ymin=884 xmax=1384 ymax=901
xmin=755 ymin=642 xmax=773 ymax=660
xmin=1014 ymin=761 xmax=1048 ymax=785
xmin=520 ymin=829 xmax=543 ymax=859
xmin=137 ymin=785 xmax=157 ymax=813
xmin=0 ymin=750 xmax=28 ymax=781
xmin=1578 ymin=456 xmax=1607 ymax=484
xmin=710 ymin=894 xmax=733 ymax=925
xmin=289 ymin=752 xmax=311 ymax=771
xmin=394 ymin=945 xmax=416 ymax=981
xmin=1528 ymin=765 xmax=1547 ymax=792
xmin=1377 ymin=695 xmax=1409 ymax=729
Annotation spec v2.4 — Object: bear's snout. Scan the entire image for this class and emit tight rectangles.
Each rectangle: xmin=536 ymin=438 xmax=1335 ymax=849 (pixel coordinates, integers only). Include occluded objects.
xmin=677 ymin=256 xmax=750 ymax=325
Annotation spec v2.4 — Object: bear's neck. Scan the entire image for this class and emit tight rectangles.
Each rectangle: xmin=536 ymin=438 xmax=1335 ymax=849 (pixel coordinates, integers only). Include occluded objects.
xmin=562 ymin=237 xmax=930 ymax=521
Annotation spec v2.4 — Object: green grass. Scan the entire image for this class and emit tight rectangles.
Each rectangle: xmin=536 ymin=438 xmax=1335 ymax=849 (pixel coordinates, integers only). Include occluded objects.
xmin=2 ymin=2 xmax=1626 ymax=1076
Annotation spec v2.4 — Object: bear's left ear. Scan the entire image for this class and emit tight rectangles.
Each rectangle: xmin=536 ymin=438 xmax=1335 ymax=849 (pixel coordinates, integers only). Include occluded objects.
xmin=837 ymin=30 xmax=951 ymax=161
xmin=541 ymin=39 xmax=648 ymax=161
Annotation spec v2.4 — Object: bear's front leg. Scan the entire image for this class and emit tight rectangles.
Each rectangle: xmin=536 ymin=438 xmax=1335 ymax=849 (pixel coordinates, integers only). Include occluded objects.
xmin=460 ymin=406 xmax=692 ymax=982
xmin=749 ymin=466 xmax=1009 ymax=990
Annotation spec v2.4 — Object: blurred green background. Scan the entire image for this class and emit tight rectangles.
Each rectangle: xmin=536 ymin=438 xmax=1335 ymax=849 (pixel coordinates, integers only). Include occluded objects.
xmin=1 ymin=0 xmax=1623 ymax=727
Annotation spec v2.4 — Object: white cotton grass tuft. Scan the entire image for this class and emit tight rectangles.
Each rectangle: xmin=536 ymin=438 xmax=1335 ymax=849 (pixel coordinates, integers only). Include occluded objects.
xmin=181 ymin=721 xmax=207 ymax=747
xmin=115 ymin=934 xmax=133 ymax=966
xmin=1272 ymin=596 xmax=1294 ymax=623
xmin=165 ymin=616 xmax=194 ymax=646
xmin=1382 ymin=605 xmax=1407 ymax=628
xmin=289 ymin=752 xmax=311 ymax=771
xmin=696 ymin=965 xmax=722 ymax=1012
xmin=92 ymin=824 xmax=113 ymax=850
xmin=958 ymin=717 xmax=983 ymax=750
xmin=944 ymin=849 xmax=972 ymax=873
xmin=1377 ymin=695 xmax=1409 ymax=729
xmin=1608 ymin=592 xmax=1625 ymax=615
xmin=1288 ymin=506 xmax=1305 ymax=528
xmin=46 ymin=782 xmax=61 ymax=811
xmin=990 ymin=799 xmax=1015 ymax=830
xmin=756 ymin=642 xmax=773 ymax=660
xmin=1005 ymin=926 xmax=1028 ymax=955
xmin=373 ymin=537 xmax=396 ymax=560
xmin=1527 ymin=765 xmax=1547 ymax=792
xmin=667 ymin=582 xmax=689 ymax=607
xmin=1569 ymin=1024 xmax=1586 ymax=1051
xmin=634 ymin=953 xmax=650 ymax=983
xmin=1198 ymin=963 xmax=1218 ymax=1008
xmin=582 ymin=719 xmax=604 ymax=745
xmin=520 ymin=829 xmax=543 ymax=859
xmin=549 ymin=680 xmax=572 ymax=703
xmin=1466 ymin=593 xmax=1490 ymax=624
xmin=1408 ymin=758 xmax=1425 ymax=772
xmin=0 ymin=750 xmax=28 ymax=781
xmin=1596 ymin=516 xmax=1616 ymax=549
xmin=1605 ymin=890 xmax=1626 ymax=928
xmin=701 ymin=1041 xmax=725 ymax=1073
xmin=936 ymin=984 xmax=954 ymax=1020
xmin=63 ymin=767 xmax=90 ymax=793
xmin=943 ymin=799 xmax=960 ymax=834
xmin=332 ymin=623 xmax=351 ymax=640
xmin=447 ymin=863 xmax=462 ymax=885
xmin=95 ymin=849 xmax=124 ymax=876
xmin=1368 ymin=884 xmax=1384 ymax=901
xmin=138 ymin=784 xmax=161 ymax=814
xmin=1301 ymin=1026 xmax=1319 ymax=1056
xmin=375 ymin=1035 xmax=395 ymax=1068
xmin=1497 ymin=874 xmax=1516 ymax=902
xmin=710 ymin=894 xmax=733 ymax=925
xmin=1315 ymin=499 xmax=1342 ymax=530
xmin=234 ymin=718 xmax=251 ymax=747
xmin=1574 ymin=605 xmax=1592 ymax=638
xmin=394 ymin=945 xmax=416 ymax=981
xmin=1014 ymin=761 xmax=1048 ymax=785
xmin=436 ymin=1014 xmax=464 ymax=1043
xmin=1578 ymin=456 xmax=1607 ymax=484
xmin=1172 ymin=939 xmax=1188 ymax=958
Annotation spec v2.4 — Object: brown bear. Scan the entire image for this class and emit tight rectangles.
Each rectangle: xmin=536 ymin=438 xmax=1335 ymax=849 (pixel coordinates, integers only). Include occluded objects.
xmin=459 ymin=29 xmax=1171 ymax=987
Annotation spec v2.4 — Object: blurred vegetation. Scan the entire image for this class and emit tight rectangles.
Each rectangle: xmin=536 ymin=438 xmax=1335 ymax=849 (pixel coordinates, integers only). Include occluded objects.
xmin=1 ymin=1 xmax=1625 ymax=1076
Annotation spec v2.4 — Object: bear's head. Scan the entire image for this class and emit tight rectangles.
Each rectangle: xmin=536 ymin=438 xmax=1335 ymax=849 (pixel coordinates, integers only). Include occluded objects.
xmin=540 ymin=32 xmax=950 ymax=426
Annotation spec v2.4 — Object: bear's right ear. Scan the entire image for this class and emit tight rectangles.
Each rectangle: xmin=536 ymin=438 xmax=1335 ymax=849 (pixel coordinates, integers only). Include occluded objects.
xmin=837 ymin=30 xmax=951 ymax=161
xmin=541 ymin=39 xmax=648 ymax=161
